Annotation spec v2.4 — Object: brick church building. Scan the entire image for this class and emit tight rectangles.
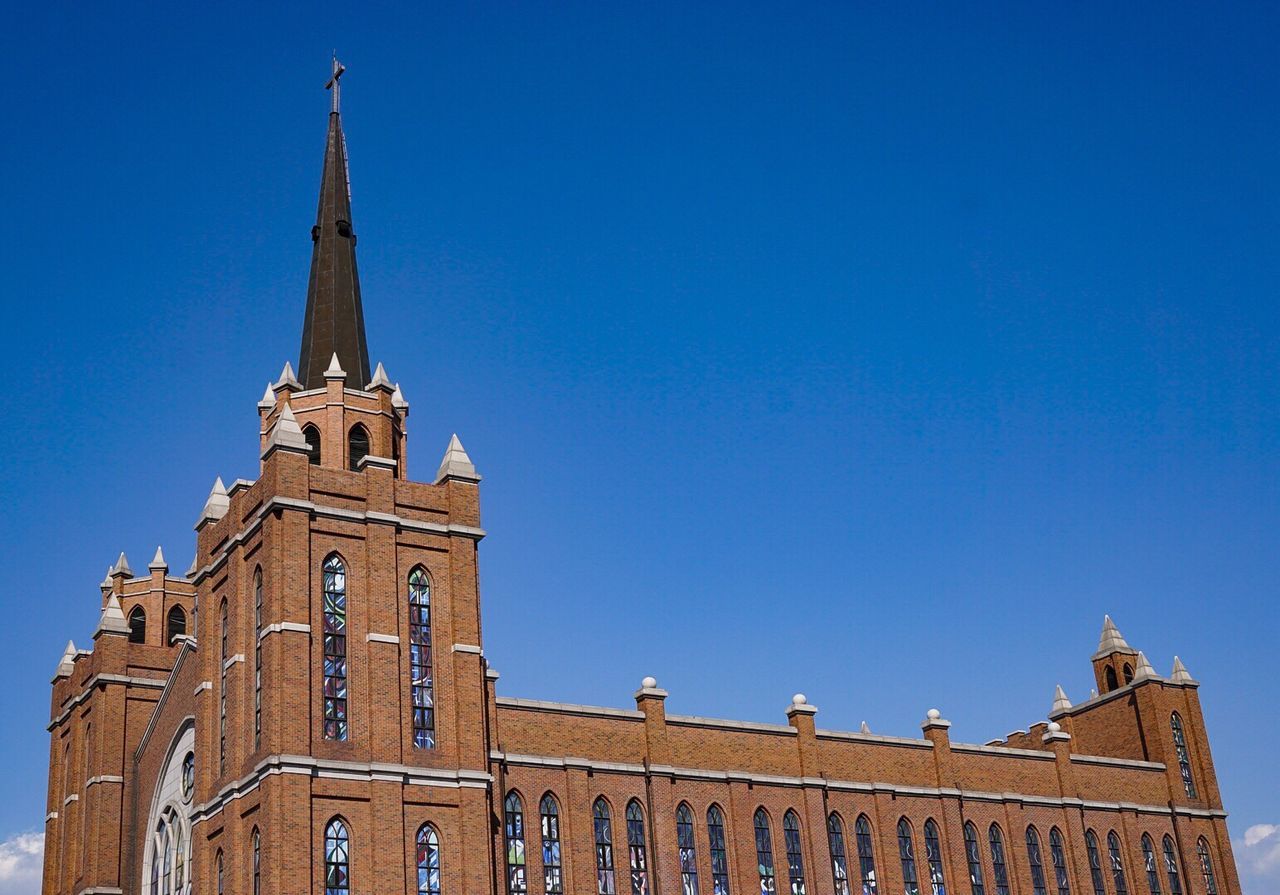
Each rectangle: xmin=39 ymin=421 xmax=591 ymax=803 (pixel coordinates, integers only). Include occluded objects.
xmin=43 ymin=66 xmax=1242 ymax=895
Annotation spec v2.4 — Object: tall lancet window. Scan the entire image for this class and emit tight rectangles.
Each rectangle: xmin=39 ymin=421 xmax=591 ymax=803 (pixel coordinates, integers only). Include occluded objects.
xmin=627 ymin=800 xmax=650 ymax=895
xmin=594 ymin=799 xmax=617 ymax=895
xmin=1161 ymin=837 xmax=1182 ymax=895
xmin=1026 ymin=827 xmax=1047 ymax=895
xmin=303 ymin=424 xmax=322 ymax=465
xmin=1169 ymin=714 xmax=1196 ymax=798
xmin=828 ymin=814 xmax=850 ymax=895
xmin=254 ymin=567 xmax=263 ymax=750
xmin=963 ymin=823 xmax=985 ymax=895
xmin=348 ymin=424 xmax=370 ymax=470
xmin=322 ymin=554 xmax=348 ymax=741
xmin=988 ymin=825 xmax=1009 ymax=895
xmin=898 ymin=819 xmax=920 ymax=895
xmin=130 ymin=606 xmax=147 ymax=643
xmin=167 ymin=605 xmax=186 ymax=643
xmin=1085 ymin=832 xmax=1106 ymax=895
xmin=1048 ymin=829 xmax=1070 ymax=895
xmin=541 ymin=794 xmax=564 ymax=895
xmin=417 ymin=824 xmax=441 ymax=895
xmin=1108 ymin=831 xmax=1129 ymax=895
xmin=218 ymin=599 xmax=228 ymax=775
xmin=1141 ymin=836 xmax=1162 ymax=895
xmin=677 ymin=803 xmax=700 ymax=895
xmin=924 ymin=820 xmax=946 ymax=895
xmin=754 ymin=809 xmax=777 ymax=895
xmin=409 ymin=567 xmax=435 ymax=748
xmin=708 ymin=805 xmax=732 ymax=895
xmin=1196 ymin=839 xmax=1218 ymax=895
xmin=325 ymin=818 xmax=350 ymax=895
xmin=854 ymin=816 xmax=878 ymax=895
xmin=505 ymin=792 xmax=527 ymax=895
xmin=783 ymin=811 xmax=806 ymax=895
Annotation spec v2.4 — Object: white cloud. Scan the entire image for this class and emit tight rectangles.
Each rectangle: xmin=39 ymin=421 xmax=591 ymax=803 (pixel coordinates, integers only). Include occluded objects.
xmin=1235 ymin=823 xmax=1280 ymax=895
xmin=0 ymin=831 xmax=43 ymax=895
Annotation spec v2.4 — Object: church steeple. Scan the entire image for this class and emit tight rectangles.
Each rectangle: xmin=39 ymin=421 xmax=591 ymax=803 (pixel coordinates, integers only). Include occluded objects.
xmin=298 ymin=56 xmax=371 ymax=391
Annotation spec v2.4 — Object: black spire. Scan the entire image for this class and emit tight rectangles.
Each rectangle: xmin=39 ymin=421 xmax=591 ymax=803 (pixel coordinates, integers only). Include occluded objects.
xmin=298 ymin=57 xmax=371 ymax=390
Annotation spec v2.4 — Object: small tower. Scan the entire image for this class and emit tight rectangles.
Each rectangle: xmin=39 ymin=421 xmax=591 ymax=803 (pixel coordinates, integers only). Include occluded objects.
xmin=1091 ymin=614 xmax=1140 ymax=693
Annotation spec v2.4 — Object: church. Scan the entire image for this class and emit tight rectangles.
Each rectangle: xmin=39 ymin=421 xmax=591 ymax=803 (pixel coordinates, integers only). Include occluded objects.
xmin=42 ymin=65 xmax=1242 ymax=895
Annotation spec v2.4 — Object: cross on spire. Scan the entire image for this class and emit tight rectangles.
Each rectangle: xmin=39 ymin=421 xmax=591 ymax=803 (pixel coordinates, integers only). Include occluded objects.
xmin=326 ymin=55 xmax=346 ymax=114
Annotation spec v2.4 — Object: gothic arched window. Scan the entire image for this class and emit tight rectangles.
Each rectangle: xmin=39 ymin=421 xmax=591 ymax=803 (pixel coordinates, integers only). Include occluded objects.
xmin=783 ymin=811 xmax=806 ymax=895
xmin=216 ymin=849 xmax=224 ymax=895
xmin=854 ymin=815 xmax=878 ymax=895
xmin=322 ymin=554 xmax=348 ymax=741
xmin=252 ymin=827 xmax=261 ymax=895
xmin=1107 ymin=831 xmax=1129 ymax=895
xmin=417 ymin=823 xmax=440 ymax=895
xmin=408 ymin=567 xmax=435 ymax=749
xmin=989 ymin=825 xmax=1010 ymax=895
xmin=755 ymin=809 xmax=777 ymax=895
xmin=708 ymin=805 xmax=731 ymax=895
xmin=898 ymin=819 xmax=920 ymax=895
xmin=1048 ymin=828 xmax=1070 ymax=895
xmin=303 ymin=424 xmax=321 ymax=465
xmin=828 ymin=814 xmax=850 ymax=895
xmin=505 ymin=792 xmax=527 ymax=895
xmin=627 ymin=799 xmax=649 ymax=895
xmin=924 ymin=820 xmax=945 ymax=895
xmin=1196 ymin=839 xmax=1218 ymax=895
xmin=541 ymin=794 xmax=563 ymax=895
xmin=1122 ymin=663 xmax=1134 ymax=684
xmin=1027 ymin=827 xmax=1047 ymax=895
xmin=1141 ymin=836 xmax=1162 ymax=895
xmin=1105 ymin=667 xmax=1119 ymax=692
xmin=325 ymin=817 xmax=351 ymax=895
xmin=129 ymin=606 xmax=147 ymax=643
xmin=218 ymin=598 xmax=228 ymax=775
xmin=1170 ymin=714 xmax=1196 ymax=798
xmin=166 ymin=605 xmax=186 ymax=643
xmin=254 ymin=567 xmax=263 ymax=750
xmin=348 ymin=423 xmax=370 ymax=471
xmin=594 ymin=798 xmax=617 ymax=895
xmin=963 ymin=823 xmax=985 ymax=895
xmin=1161 ymin=837 xmax=1182 ymax=895
xmin=677 ymin=803 xmax=700 ymax=895
xmin=1085 ymin=831 xmax=1106 ymax=895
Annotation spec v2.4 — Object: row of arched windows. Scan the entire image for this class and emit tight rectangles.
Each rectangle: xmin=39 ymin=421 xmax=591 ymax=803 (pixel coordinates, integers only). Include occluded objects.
xmin=125 ymin=604 xmax=187 ymax=645
xmin=494 ymin=795 xmax=1220 ymax=895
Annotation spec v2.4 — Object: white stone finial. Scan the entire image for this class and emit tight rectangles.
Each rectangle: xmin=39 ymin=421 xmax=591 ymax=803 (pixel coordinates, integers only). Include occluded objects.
xmin=99 ymin=565 xmax=113 ymax=590
xmin=97 ymin=595 xmax=130 ymax=636
xmin=792 ymin=693 xmax=807 ymax=706
xmin=1052 ymin=684 xmax=1072 ymax=713
xmin=1133 ymin=650 xmax=1158 ymax=681
xmin=1047 ymin=721 xmax=1061 ymax=733
xmin=259 ymin=382 xmax=276 ymax=407
xmin=367 ymin=362 xmax=394 ymax=392
xmin=198 ymin=477 xmax=231 ymax=526
xmin=109 ymin=551 xmax=133 ymax=578
xmin=149 ymin=546 xmax=167 ymax=570
xmin=926 ymin=708 xmax=941 ymax=720
xmin=435 ymin=433 xmax=480 ymax=484
xmin=642 ymin=676 xmax=658 ymax=690
xmin=1171 ymin=656 xmax=1194 ymax=684
xmin=274 ymin=361 xmax=302 ymax=391
xmin=860 ymin=721 xmax=871 ymax=734
xmin=55 ymin=640 xmax=77 ymax=678
xmin=391 ymin=383 xmax=408 ymax=412
xmin=325 ymin=352 xmax=346 ymax=379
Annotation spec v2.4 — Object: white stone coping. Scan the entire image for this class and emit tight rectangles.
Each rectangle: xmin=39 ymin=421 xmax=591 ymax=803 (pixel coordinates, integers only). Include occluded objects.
xmin=816 ymin=729 xmax=931 ymax=748
xmin=63 ymin=793 xmax=79 ymax=806
xmin=76 ymin=888 xmax=124 ymax=895
xmin=259 ymin=622 xmax=311 ymax=640
xmin=189 ymin=497 xmax=486 ymax=584
xmin=194 ymin=681 xmax=212 ymax=696
xmin=223 ymin=654 xmax=245 ymax=671
xmin=48 ymin=673 xmax=168 ymax=730
xmin=670 ymin=714 xmax=797 ymax=736
xmin=85 ymin=775 xmax=125 ymax=787
xmin=1070 ymin=754 xmax=1167 ymax=771
xmin=367 ymin=633 xmax=400 ymax=644
xmin=192 ymin=755 xmax=493 ymax=824
xmin=452 ymin=643 xmax=483 ymax=655
xmin=1049 ymin=676 xmax=1195 ymax=721
xmin=496 ymin=696 xmax=644 ymax=720
xmin=950 ymin=742 xmax=1056 ymax=760
xmin=45 ymin=811 xmax=58 ymax=822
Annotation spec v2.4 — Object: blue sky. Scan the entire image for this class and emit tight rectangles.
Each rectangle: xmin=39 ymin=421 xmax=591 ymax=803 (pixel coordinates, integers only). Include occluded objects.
xmin=1 ymin=3 xmax=1277 ymax=891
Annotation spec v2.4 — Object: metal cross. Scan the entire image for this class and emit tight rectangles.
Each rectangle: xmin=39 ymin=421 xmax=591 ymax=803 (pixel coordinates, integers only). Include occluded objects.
xmin=326 ymin=55 xmax=346 ymax=114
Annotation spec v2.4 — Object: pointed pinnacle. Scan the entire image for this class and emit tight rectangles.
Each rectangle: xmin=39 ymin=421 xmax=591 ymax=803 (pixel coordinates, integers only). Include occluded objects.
xmin=100 ymin=565 xmax=113 ymax=590
xmin=1171 ymin=656 xmax=1193 ymax=684
xmin=1133 ymin=650 xmax=1157 ymax=681
xmin=1094 ymin=614 xmax=1135 ymax=658
xmin=367 ymin=362 xmax=393 ymax=391
xmin=274 ymin=361 xmax=302 ymax=391
xmin=325 ymin=352 xmax=346 ymax=378
xmin=198 ymin=476 xmax=231 ymax=526
xmin=1052 ymin=684 xmax=1072 ymax=713
xmin=391 ymin=383 xmax=408 ymax=411
xmin=259 ymin=382 xmax=276 ymax=406
xmin=150 ymin=546 xmax=167 ymax=569
xmin=435 ymin=433 xmax=480 ymax=484
xmin=860 ymin=721 xmax=871 ymax=734
xmin=97 ymin=595 xmax=130 ymax=636
xmin=110 ymin=552 xmax=133 ymax=578
xmin=55 ymin=640 xmax=77 ymax=678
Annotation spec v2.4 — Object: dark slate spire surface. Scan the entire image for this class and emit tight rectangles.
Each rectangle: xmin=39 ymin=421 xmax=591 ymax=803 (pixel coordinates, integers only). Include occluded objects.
xmin=298 ymin=103 xmax=371 ymax=390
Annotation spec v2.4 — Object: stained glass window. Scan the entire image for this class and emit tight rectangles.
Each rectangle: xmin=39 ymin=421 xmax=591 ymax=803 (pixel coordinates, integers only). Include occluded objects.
xmin=1141 ymin=836 xmax=1161 ymax=895
xmin=924 ymin=821 xmax=945 ymax=895
xmin=167 ymin=605 xmax=186 ymax=644
xmin=783 ymin=811 xmax=806 ymax=895
xmin=160 ymin=820 xmax=171 ymax=895
xmin=129 ymin=606 xmax=147 ymax=643
xmin=964 ymin=823 xmax=985 ymax=895
xmin=1085 ymin=831 xmax=1106 ymax=895
xmin=1196 ymin=839 xmax=1217 ymax=895
xmin=174 ymin=819 xmax=185 ymax=894
xmin=417 ymin=824 xmax=441 ymax=895
xmin=989 ymin=825 xmax=1009 ymax=895
xmin=322 ymin=554 xmax=348 ymax=741
xmin=1161 ymin=837 xmax=1182 ymax=895
xmin=1169 ymin=714 xmax=1196 ymax=799
xmin=252 ymin=827 xmax=261 ymax=895
xmin=542 ymin=794 xmax=564 ymax=895
xmin=348 ymin=424 xmax=370 ymax=471
xmin=709 ymin=805 xmax=732 ymax=895
xmin=898 ymin=819 xmax=920 ymax=895
xmin=828 ymin=814 xmax=850 ymax=895
xmin=627 ymin=800 xmax=650 ymax=895
xmin=595 ymin=798 xmax=617 ymax=895
xmin=755 ymin=809 xmax=777 ymax=895
xmin=254 ymin=567 xmax=263 ymax=750
xmin=1027 ymin=827 xmax=1047 ymax=895
xmin=181 ymin=752 xmax=194 ymax=802
xmin=216 ymin=850 xmax=224 ymax=895
xmin=219 ymin=599 xmax=228 ymax=775
xmin=678 ymin=803 xmax=700 ymax=895
xmin=325 ymin=818 xmax=350 ymax=895
xmin=1049 ymin=828 xmax=1070 ymax=895
xmin=506 ymin=793 xmax=527 ymax=895
xmin=1108 ymin=832 xmax=1129 ymax=895
xmin=855 ymin=815 xmax=878 ymax=895
xmin=409 ymin=567 xmax=435 ymax=749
